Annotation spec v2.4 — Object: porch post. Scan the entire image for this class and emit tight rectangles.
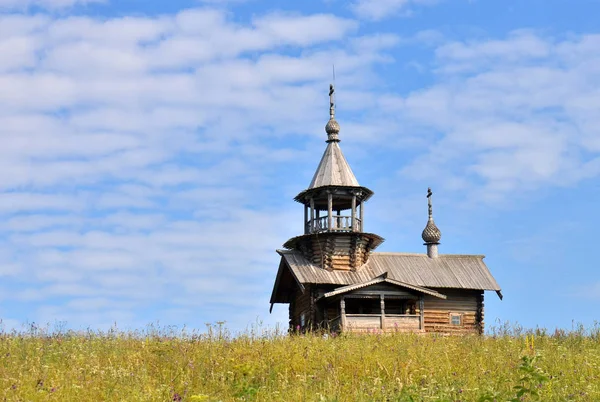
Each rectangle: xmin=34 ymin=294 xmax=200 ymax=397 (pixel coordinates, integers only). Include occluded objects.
xmin=328 ymin=192 xmax=333 ymax=231
xmin=310 ymin=198 xmax=315 ymax=233
xmin=419 ymin=296 xmax=425 ymax=331
xmin=340 ymin=297 xmax=346 ymax=331
xmin=351 ymin=194 xmax=357 ymax=232
xmin=380 ymin=294 xmax=385 ymax=331
xmin=316 ymin=208 xmax=320 ymax=230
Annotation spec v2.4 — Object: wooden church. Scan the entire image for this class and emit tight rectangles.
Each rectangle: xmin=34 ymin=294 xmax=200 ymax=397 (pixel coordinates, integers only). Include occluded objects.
xmin=270 ymin=85 xmax=502 ymax=334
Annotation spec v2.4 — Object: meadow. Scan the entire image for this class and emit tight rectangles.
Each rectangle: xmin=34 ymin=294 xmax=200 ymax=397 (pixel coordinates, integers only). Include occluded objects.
xmin=0 ymin=321 xmax=599 ymax=401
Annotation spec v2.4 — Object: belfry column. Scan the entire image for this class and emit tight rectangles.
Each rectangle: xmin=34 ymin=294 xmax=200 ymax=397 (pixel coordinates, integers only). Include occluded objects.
xmin=351 ymin=194 xmax=356 ymax=232
xmin=360 ymin=200 xmax=364 ymax=231
xmin=304 ymin=204 xmax=308 ymax=234
xmin=310 ymin=198 xmax=315 ymax=233
xmin=327 ymin=192 xmax=333 ymax=231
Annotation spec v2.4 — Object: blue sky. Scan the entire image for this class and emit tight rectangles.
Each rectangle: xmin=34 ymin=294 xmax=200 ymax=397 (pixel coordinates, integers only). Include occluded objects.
xmin=0 ymin=0 xmax=599 ymax=334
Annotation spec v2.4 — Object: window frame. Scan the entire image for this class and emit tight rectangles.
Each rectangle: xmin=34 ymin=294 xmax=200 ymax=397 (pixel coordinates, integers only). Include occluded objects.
xmin=449 ymin=313 xmax=462 ymax=326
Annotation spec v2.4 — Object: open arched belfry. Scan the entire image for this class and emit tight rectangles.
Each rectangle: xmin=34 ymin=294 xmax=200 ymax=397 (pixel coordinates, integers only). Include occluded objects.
xmin=269 ymin=85 xmax=502 ymax=334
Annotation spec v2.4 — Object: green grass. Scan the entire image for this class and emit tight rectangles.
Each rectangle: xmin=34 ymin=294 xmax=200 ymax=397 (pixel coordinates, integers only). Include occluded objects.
xmin=0 ymin=322 xmax=599 ymax=401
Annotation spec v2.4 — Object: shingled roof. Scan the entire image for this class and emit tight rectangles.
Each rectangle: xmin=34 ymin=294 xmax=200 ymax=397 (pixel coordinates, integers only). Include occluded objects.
xmin=308 ymin=141 xmax=360 ymax=189
xmin=270 ymin=250 xmax=502 ymax=305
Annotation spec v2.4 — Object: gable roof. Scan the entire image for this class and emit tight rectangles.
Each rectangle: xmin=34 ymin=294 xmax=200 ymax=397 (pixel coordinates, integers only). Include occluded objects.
xmin=308 ymin=141 xmax=359 ymax=189
xmin=270 ymin=249 xmax=501 ymax=304
xmin=320 ymin=275 xmax=447 ymax=299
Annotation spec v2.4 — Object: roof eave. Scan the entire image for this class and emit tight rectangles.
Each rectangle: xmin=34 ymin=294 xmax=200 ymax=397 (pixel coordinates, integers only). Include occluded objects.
xmin=294 ymin=185 xmax=374 ymax=204
xmin=320 ymin=276 xmax=447 ymax=300
xmin=269 ymin=254 xmax=306 ymax=308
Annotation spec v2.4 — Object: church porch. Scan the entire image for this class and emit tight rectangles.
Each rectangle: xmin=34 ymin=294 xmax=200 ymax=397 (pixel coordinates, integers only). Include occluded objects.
xmin=318 ymin=276 xmax=446 ymax=333
xmin=326 ymin=295 xmax=424 ymax=333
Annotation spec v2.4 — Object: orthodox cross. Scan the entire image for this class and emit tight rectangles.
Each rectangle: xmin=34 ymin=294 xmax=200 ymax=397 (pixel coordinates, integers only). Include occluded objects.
xmin=427 ymin=187 xmax=433 ymax=220
xmin=329 ymin=84 xmax=335 ymax=119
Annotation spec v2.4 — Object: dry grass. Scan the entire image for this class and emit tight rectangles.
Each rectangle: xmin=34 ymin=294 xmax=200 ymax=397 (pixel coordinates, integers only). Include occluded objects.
xmin=0 ymin=321 xmax=599 ymax=401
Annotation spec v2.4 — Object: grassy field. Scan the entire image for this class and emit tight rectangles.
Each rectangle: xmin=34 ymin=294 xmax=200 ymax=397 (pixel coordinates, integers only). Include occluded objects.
xmin=0 ymin=322 xmax=599 ymax=401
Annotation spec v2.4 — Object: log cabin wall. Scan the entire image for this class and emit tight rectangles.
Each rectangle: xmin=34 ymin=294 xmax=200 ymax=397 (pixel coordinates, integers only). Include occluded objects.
xmin=296 ymin=233 xmax=373 ymax=271
xmin=423 ymin=289 xmax=484 ymax=334
xmin=288 ymin=285 xmax=315 ymax=331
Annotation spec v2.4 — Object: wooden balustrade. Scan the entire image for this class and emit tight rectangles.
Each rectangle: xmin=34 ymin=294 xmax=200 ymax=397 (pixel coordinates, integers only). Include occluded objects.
xmin=307 ymin=215 xmax=362 ymax=233
xmin=329 ymin=314 xmax=421 ymax=332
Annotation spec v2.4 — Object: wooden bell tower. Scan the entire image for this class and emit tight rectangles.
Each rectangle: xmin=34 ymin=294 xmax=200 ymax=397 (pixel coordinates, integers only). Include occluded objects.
xmin=283 ymin=85 xmax=384 ymax=271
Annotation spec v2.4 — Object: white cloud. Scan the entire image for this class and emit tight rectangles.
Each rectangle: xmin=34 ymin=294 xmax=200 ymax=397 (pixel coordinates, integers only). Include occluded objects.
xmin=394 ymin=31 xmax=600 ymax=205
xmin=196 ymin=0 xmax=250 ymax=4
xmin=351 ymin=0 xmax=439 ymax=21
xmin=0 ymin=0 xmax=104 ymax=11
xmin=0 ymin=7 xmax=398 ymax=331
xmin=3 ymin=6 xmax=597 ymax=333
xmin=570 ymin=282 xmax=600 ymax=301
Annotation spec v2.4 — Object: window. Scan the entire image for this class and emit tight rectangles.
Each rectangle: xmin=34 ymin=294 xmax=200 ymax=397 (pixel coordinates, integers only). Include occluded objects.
xmin=300 ymin=313 xmax=306 ymax=327
xmin=385 ymin=299 xmax=406 ymax=315
xmin=345 ymin=298 xmax=381 ymax=315
xmin=450 ymin=313 xmax=461 ymax=326
xmin=385 ymin=299 xmax=417 ymax=315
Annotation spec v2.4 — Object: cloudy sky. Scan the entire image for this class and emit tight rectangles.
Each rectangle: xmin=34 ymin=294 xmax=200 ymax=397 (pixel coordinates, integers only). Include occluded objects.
xmin=0 ymin=0 xmax=598 ymax=334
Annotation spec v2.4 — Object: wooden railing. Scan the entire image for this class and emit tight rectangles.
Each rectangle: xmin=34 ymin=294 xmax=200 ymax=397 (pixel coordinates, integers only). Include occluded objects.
xmin=307 ymin=216 xmax=362 ymax=233
xmin=328 ymin=316 xmax=341 ymax=332
xmin=331 ymin=314 xmax=421 ymax=332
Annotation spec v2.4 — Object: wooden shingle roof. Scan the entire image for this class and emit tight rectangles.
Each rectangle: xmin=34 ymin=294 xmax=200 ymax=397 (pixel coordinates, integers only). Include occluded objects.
xmin=270 ymin=250 xmax=502 ymax=304
xmin=308 ymin=141 xmax=360 ymax=189
xmin=320 ymin=275 xmax=447 ymax=299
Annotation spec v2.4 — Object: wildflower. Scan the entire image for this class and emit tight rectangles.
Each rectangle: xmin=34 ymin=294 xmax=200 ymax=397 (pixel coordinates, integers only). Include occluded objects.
xmin=50 ymin=387 xmax=56 ymax=393
xmin=173 ymin=393 xmax=182 ymax=401
xmin=11 ymin=384 xmax=16 ymax=390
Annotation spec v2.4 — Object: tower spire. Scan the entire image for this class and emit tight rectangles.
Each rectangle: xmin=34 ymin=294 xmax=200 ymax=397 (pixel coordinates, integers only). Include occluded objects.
xmin=422 ymin=187 xmax=442 ymax=258
xmin=325 ymin=84 xmax=340 ymax=142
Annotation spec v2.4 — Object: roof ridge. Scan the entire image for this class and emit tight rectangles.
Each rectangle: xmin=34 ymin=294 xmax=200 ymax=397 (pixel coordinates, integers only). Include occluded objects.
xmin=372 ymin=252 xmax=485 ymax=258
xmin=281 ymin=250 xmax=485 ymax=259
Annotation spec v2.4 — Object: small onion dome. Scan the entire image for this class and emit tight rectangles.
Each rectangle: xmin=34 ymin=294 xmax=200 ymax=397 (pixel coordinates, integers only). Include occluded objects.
xmin=325 ymin=118 xmax=340 ymax=141
xmin=422 ymin=219 xmax=441 ymax=244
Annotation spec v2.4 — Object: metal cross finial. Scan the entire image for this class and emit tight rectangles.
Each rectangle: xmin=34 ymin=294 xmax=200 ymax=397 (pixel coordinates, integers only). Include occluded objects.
xmin=427 ymin=187 xmax=433 ymax=220
xmin=329 ymin=83 xmax=335 ymax=120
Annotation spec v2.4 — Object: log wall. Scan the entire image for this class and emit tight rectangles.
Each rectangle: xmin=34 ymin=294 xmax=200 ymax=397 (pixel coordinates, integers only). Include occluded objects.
xmin=423 ymin=289 xmax=484 ymax=334
xmin=288 ymin=285 xmax=315 ymax=331
xmin=290 ymin=285 xmax=486 ymax=334
xmin=296 ymin=233 xmax=374 ymax=271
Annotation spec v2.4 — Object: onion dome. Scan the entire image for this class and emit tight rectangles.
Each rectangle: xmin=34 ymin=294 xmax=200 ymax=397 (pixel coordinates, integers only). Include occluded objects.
xmin=421 ymin=188 xmax=442 ymax=244
xmin=422 ymin=219 xmax=442 ymax=244
xmin=325 ymin=118 xmax=340 ymax=141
